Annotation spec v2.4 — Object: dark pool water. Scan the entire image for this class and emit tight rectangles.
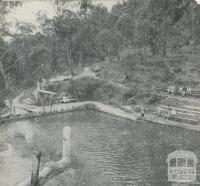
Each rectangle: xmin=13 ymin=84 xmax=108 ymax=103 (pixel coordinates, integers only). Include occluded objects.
xmin=1 ymin=110 xmax=200 ymax=186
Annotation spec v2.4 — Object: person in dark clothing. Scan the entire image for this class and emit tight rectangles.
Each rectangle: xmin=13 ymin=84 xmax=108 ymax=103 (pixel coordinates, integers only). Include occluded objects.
xmin=141 ymin=108 xmax=144 ymax=119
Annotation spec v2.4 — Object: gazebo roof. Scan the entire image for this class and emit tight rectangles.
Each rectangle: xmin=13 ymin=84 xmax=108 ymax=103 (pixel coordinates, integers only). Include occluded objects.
xmin=166 ymin=150 xmax=198 ymax=163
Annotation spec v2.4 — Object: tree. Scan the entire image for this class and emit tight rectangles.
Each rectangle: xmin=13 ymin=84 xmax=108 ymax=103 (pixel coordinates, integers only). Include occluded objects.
xmin=74 ymin=2 xmax=96 ymax=66
xmin=120 ymin=50 xmax=143 ymax=81
xmin=96 ymin=29 xmax=124 ymax=60
xmin=115 ymin=13 xmax=134 ymax=43
xmin=74 ymin=20 xmax=96 ymax=66
xmin=28 ymin=45 xmax=50 ymax=80
xmin=0 ymin=1 xmax=21 ymax=94
xmin=0 ymin=1 xmax=21 ymax=38
xmin=80 ymin=0 xmax=92 ymax=10
xmin=104 ymin=4 xmax=122 ymax=30
xmin=89 ymin=5 xmax=109 ymax=30
xmin=37 ymin=11 xmax=59 ymax=73
xmin=53 ymin=10 xmax=80 ymax=75
xmin=139 ymin=0 xmax=191 ymax=56
xmin=192 ymin=6 xmax=200 ymax=44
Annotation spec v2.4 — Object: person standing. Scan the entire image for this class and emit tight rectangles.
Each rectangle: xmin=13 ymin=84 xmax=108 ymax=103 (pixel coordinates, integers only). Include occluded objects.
xmin=141 ymin=108 xmax=144 ymax=119
xmin=167 ymin=107 xmax=171 ymax=119
xmin=49 ymin=94 xmax=54 ymax=111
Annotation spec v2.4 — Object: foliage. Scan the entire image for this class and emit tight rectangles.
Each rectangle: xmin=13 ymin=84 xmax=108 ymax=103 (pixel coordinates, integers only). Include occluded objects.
xmin=115 ymin=13 xmax=134 ymax=43
xmin=1 ymin=0 xmax=200 ymax=99
xmin=120 ymin=51 xmax=143 ymax=81
xmin=146 ymin=93 xmax=162 ymax=105
xmin=0 ymin=99 xmax=5 ymax=108
xmin=0 ymin=1 xmax=21 ymax=100
xmin=61 ymin=77 xmax=123 ymax=104
xmin=0 ymin=1 xmax=21 ymax=37
xmin=192 ymin=6 xmax=200 ymax=44
xmin=96 ymin=29 xmax=123 ymax=59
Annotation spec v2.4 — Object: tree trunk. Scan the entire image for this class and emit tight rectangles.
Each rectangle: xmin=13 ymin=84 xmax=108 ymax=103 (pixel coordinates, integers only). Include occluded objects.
xmin=162 ymin=39 xmax=167 ymax=57
xmin=30 ymin=152 xmax=41 ymax=186
xmin=0 ymin=59 xmax=6 ymax=88
xmin=68 ymin=47 xmax=73 ymax=76
xmin=79 ymin=48 xmax=83 ymax=67
xmin=51 ymin=37 xmax=57 ymax=73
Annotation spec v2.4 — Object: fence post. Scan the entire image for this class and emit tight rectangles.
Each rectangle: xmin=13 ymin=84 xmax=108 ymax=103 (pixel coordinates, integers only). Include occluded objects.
xmin=30 ymin=151 xmax=41 ymax=186
xmin=63 ymin=127 xmax=71 ymax=162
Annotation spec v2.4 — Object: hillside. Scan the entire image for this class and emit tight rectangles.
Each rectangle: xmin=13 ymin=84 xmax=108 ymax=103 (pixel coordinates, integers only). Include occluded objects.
xmin=37 ymin=44 xmax=198 ymax=119
xmin=97 ymin=45 xmax=200 ymax=88
xmin=1 ymin=0 xmax=200 ymax=96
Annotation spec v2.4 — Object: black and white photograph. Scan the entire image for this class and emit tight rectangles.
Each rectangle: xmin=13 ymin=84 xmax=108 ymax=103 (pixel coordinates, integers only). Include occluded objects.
xmin=1 ymin=0 xmax=200 ymax=185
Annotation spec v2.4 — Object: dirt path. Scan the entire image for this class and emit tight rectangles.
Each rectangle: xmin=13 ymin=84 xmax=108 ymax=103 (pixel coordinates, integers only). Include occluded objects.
xmin=75 ymin=67 xmax=128 ymax=89
xmin=12 ymin=93 xmax=28 ymax=115
xmin=74 ymin=67 xmax=96 ymax=79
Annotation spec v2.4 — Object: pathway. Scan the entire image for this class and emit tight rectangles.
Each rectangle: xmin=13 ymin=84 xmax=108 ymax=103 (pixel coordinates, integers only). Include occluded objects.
xmin=74 ymin=67 xmax=128 ymax=89
xmin=12 ymin=94 xmax=28 ymax=115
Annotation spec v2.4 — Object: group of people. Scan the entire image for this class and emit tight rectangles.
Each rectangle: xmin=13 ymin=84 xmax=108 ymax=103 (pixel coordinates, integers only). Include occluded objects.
xmin=167 ymin=86 xmax=191 ymax=96
xmin=166 ymin=107 xmax=176 ymax=119
xmin=140 ymin=107 xmax=176 ymax=120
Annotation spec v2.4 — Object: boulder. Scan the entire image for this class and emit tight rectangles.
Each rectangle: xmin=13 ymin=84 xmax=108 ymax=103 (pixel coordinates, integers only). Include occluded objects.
xmin=92 ymin=65 xmax=101 ymax=72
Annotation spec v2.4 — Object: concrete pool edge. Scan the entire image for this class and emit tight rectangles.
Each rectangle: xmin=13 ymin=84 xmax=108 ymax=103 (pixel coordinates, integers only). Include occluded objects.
xmin=2 ymin=98 xmax=200 ymax=132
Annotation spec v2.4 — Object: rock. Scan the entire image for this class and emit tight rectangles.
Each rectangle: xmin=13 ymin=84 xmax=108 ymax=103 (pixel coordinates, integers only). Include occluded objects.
xmin=92 ymin=65 xmax=101 ymax=72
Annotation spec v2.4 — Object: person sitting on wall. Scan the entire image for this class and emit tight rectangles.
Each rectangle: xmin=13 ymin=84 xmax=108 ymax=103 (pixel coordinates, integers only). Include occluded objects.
xmin=167 ymin=107 xmax=172 ymax=119
xmin=182 ymin=86 xmax=187 ymax=96
xmin=136 ymin=107 xmax=144 ymax=120
xmin=141 ymin=108 xmax=144 ymax=119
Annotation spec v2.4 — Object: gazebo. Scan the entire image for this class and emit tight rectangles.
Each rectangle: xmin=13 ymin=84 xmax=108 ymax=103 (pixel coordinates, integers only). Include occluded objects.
xmin=166 ymin=150 xmax=198 ymax=183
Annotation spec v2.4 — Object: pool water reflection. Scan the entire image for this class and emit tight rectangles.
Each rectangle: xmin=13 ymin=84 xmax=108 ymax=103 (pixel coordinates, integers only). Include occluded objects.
xmin=1 ymin=110 xmax=200 ymax=186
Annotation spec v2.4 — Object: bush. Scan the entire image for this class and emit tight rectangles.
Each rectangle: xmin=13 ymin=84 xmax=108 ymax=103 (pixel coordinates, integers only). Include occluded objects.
xmin=126 ymin=97 xmax=136 ymax=105
xmin=68 ymin=77 xmax=123 ymax=103
xmin=0 ymin=100 xmax=6 ymax=108
xmin=134 ymin=105 xmax=142 ymax=113
xmin=84 ymin=103 xmax=97 ymax=109
xmin=146 ymin=93 xmax=162 ymax=105
xmin=47 ymin=82 xmax=62 ymax=92
xmin=121 ymin=89 xmax=136 ymax=104
xmin=122 ymin=90 xmax=134 ymax=100
xmin=174 ymin=67 xmax=183 ymax=73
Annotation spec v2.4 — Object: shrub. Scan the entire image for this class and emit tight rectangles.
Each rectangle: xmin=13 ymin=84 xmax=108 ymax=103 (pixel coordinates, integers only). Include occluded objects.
xmin=122 ymin=90 xmax=134 ymax=100
xmin=126 ymin=97 xmax=136 ymax=105
xmin=0 ymin=99 xmax=6 ymax=108
xmin=134 ymin=105 xmax=142 ymax=113
xmin=146 ymin=93 xmax=162 ymax=105
xmin=174 ymin=67 xmax=183 ymax=73
xmin=68 ymin=77 xmax=123 ymax=104
xmin=84 ymin=103 xmax=97 ymax=109
xmin=47 ymin=82 xmax=62 ymax=92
